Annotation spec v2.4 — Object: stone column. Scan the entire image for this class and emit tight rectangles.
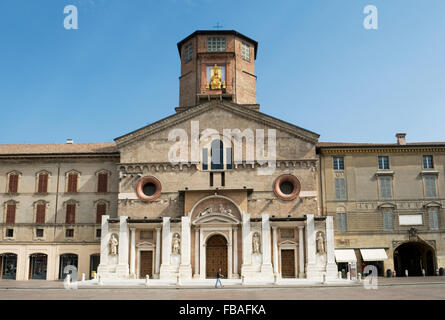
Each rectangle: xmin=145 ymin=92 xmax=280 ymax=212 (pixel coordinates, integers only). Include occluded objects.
xmin=116 ymin=216 xmax=129 ymax=277
xmin=241 ymin=212 xmax=251 ymax=266
xmin=155 ymin=227 xmax=161 ymax=276
xmin=199 ymin=228 xmax=205 ymax=279
xmin=159 ymin=217 xmax=172 ymax=280
xmin=179 ymin=216 xmax=192 ymax=280
xmin=194 ymin=227 xmax=199 ymax=277
xmin=298 ymin=226 xmax=305 ymax=278
xmin=228 ymin=227 xmax=233 ymax=279
xmin=260 ymin=213 xmax=274 ymax=280
xmin=272 ymin=226 xmax=279 ymax=275
xmin=305 ymin=214 xmax=317 ymax=280
xmin=325 ymin=216 xmax=338 ymax=279
xmin=98 ymin=215 xmax=109 ymax=268
xmin=130 ymin=228 xmax=136 ymax=277
xmin=233 ymin=228 xmax=238 ymax=277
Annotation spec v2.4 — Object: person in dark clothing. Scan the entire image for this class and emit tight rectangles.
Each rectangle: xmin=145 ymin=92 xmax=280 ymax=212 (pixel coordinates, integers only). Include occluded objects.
xmin=215 ymin=268 xmax=223 ymax=288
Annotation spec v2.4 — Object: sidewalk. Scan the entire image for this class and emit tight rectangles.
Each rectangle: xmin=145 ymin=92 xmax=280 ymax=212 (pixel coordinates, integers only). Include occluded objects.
xmin=0 ymin=276 xmax=444 ymax=290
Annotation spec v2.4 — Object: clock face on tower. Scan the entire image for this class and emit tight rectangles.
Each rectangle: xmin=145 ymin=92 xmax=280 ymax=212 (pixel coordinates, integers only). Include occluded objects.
xmin=206 ymin=65 xmax=226 ymax=90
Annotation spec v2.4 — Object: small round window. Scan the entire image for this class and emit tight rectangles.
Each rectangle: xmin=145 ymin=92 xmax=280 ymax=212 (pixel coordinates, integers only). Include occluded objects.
xmin=136 ymin=176 xmax=162 ymax=202
xmin=273 ymin=174 xmax=301 ymax=200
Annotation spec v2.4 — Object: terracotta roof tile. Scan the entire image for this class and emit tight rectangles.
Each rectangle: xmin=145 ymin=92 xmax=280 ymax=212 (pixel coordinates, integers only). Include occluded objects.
xmin=0 ymin=142 xmax=118 ymax=155
xmin=317 ymin=142 xmax=445 ymax=148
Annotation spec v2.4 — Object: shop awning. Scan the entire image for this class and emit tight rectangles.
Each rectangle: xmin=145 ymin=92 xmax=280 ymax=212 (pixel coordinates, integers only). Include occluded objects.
xmin=334 ymin=249 xmax=357 ymax=263
xmin=360 ymin=249 xmax=388 ymax=262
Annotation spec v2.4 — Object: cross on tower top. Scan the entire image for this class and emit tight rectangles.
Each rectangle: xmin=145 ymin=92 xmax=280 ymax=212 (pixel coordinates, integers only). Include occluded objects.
xmin=213 ymin=22 xmax=223 ymax=30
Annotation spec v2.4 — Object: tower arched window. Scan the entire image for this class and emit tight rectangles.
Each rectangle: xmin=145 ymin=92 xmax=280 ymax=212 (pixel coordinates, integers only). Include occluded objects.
xmin=202 ymin=139 xmax=232 ymax=171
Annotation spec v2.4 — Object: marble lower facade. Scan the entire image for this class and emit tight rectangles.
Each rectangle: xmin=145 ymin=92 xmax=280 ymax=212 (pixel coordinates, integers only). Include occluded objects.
xmin=97 ymin=197 xmax=338 ymax=282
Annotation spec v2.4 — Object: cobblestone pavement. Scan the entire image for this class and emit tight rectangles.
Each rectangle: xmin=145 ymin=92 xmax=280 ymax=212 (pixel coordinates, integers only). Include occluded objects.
xmin=0 ymin=277 xmax=444 ymax=300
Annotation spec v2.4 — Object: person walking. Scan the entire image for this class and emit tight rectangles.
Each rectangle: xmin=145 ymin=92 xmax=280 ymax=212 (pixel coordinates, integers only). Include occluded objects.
xmin=215 ymin=268 xmax=224 ymax=288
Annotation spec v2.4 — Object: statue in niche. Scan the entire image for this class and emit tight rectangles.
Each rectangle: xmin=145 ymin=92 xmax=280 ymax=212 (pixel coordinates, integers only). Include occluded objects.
xmin=252 ymin=232 xmax=261 ymax=254
xmin=316 ymin=232 xmax=325 ymax=254
xmin=109 ymin=234 xmax=119 ymax=256
xmin=219 ymin=204 xmax=233 ymax=216
xmin=172 ymin=233 xmax=181 ymax=254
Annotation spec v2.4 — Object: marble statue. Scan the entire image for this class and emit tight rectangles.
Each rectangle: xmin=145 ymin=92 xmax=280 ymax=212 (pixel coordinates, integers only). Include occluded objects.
xmin=219 ymin=204 xmax=232 ymax=216
xmin=316 ymin=232 xmax=325 ymax=254
xmin=172 ymin=233 xmax=181 ymax=254
xmin=109 ymin=234 xmax=118 ymax=256
xmin=252 ymin=232 xmax=261 ymax=254
xmin=199 ymin=207 xmax=212 ymax=216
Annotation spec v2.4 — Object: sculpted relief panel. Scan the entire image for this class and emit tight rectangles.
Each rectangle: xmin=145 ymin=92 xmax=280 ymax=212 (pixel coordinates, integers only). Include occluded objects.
xmin=191 ymin=197 xmax=241 ymax=220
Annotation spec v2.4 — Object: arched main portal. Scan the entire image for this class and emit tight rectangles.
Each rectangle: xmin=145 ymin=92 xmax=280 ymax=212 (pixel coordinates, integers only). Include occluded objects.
xmin=394 ymin=241 xmax=436 ymax=276
xmin=206 ymin=234 xmax=228 ymax=278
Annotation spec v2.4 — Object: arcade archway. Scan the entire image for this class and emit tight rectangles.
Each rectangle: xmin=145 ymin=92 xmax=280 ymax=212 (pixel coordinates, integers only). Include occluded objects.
xmin=394 ymin=241 xmax=436 ymax=276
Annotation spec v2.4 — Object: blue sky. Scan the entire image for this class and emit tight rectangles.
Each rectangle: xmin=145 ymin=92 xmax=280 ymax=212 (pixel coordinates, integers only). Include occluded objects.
xmin=0 ymin=0 xmax=444 ymax=144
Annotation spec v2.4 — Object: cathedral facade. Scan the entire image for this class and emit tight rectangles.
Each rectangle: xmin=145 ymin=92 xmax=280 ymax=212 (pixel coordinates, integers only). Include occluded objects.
xmin=0 ymin=30 xmax=443 ymax=282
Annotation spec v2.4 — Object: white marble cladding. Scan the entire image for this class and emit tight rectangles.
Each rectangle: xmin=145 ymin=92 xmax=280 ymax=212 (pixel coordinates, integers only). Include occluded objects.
xmin=97 ymin=213 xmax=336 ymax=283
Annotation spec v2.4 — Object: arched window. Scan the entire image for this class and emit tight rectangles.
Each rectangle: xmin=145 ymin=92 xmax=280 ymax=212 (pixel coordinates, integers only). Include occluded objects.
xmin=202 ymin=139 xmax=232 ymax=171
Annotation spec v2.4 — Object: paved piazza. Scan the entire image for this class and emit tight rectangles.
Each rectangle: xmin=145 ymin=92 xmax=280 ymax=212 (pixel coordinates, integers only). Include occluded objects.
xmin=0 ymin=277 xmax=444 ymax=300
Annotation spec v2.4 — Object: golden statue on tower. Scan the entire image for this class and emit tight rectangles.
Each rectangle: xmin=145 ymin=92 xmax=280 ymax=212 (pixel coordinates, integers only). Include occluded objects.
xmin=206 ymin=64 xmax=226 ymax=90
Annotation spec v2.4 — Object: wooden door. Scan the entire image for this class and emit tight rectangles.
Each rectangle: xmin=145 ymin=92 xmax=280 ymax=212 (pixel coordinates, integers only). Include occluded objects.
xmin=140 ymin=251 xmax=153 ymax=278
xmin=206 ymin=235 xmax=227 ymax=278
xmin=281 ymin=249 xmax=296 ymax=278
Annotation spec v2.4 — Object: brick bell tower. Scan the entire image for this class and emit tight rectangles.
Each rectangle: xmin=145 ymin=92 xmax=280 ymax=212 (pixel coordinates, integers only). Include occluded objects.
xmin=176 ymin=30 xmax=259 ymax=112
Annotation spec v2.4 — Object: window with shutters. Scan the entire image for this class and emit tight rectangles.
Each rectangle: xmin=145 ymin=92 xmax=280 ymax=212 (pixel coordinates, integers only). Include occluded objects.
xmin=96 ymin=202 xmax=106 ymax=224
xmin=378 ymin=156 xmax=390 ymax=170
xmin=424 ymin=176 xmax=437 ymax=198
xmin=66 ymin=172 xmax=79 ymax=193
xmin=423 ymin=155 xmax=434 ymax=169
xmin=379 ymin=177 xmax=393 ymax=200
xmin=37 ymin=173 xmax=48 ymax=193
xmin=7 ymin=172 xmax=19 ymax=193
xmin=428 ymin=208 xmax=439 ymax=230
xmin=383 ymin=211 xmax=394 ymax=231
xmin=333 ymin=157 xmax=344 ymax=170
xmin=337 ymin=213 xmax=347 ymax=232
xmin=334 ymin=178 xmax=347 ymax=200
xmin=5 ymin=203 xmax=16 ymax=223
xmin=66 ymin=204 xmax=76 ymax=224
xmin=36 ymin=203 xmax=46 ymax=224
xmin=97 ymin=173 xmax=108 ymax=193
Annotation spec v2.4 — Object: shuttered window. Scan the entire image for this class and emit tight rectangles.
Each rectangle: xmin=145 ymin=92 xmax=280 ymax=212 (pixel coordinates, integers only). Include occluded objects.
xmin=337 ymin=213 xmax=347 ymax=232
xmin=96 ymin=203 xmax=106 ymax=224
xmin=383 ymin=212 xmax=393 ymax=231
xmin=67 ymin=173 xmax=78 ymax=193
xmin=66 ymin=204 xmax=76 ymax=224
xmin=6 ymin=204 xmax=16 ymax=223
xmin=334 ymin=178 xmax=347 ymax=200
xmin=379 ymin=177 xmax=392 ymax=200
xmin=97 ymin=173 xmax=108 ymax=193
xmin=36 ymin=204 xmax=46 ymax=224
xmin=8 ymin=174 xmax=19 ymax=193
xmin=333 ymin=157 xmax=344 ymax=170
xmin=424 ymin=176 xmax=437 ymax=198
xmin=429 ymin=208 xmax=439 ymax=230
xmin=37 ymin=174 xmax=48 ymax=193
